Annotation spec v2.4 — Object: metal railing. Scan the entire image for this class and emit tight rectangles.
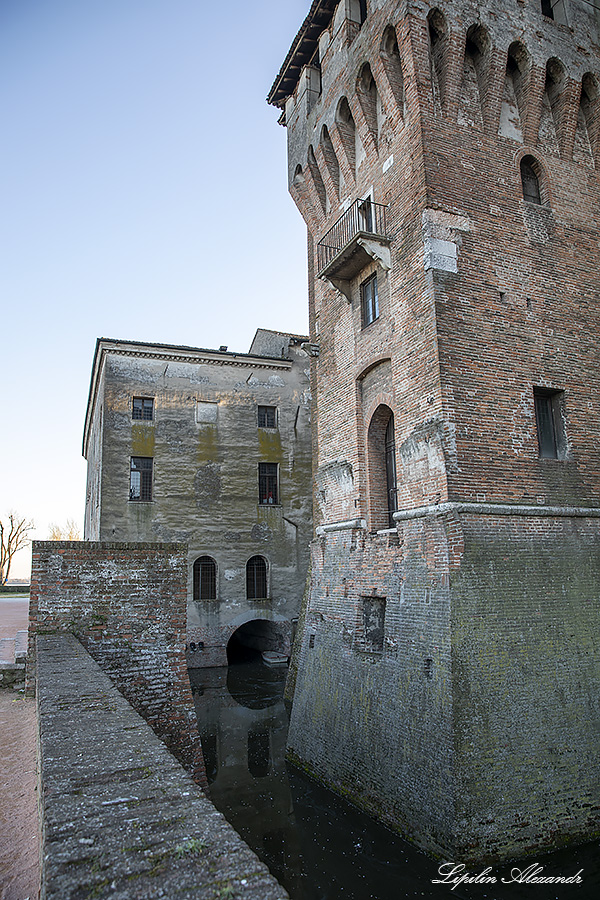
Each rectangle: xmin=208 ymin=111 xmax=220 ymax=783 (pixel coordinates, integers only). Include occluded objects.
xmin=316 ymin=198 xmax=388 ymax=274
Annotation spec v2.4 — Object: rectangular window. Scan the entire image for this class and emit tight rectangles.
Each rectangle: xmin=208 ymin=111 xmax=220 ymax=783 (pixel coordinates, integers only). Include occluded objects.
xmin=132 ymin=397 xmax=154 ymax=421
xmin=534 ymin=388 xmax=565 ymax=459
xmin=130 ymin=457 xmax=153 ymax=501
xmin=361 ymin=273 xmax=379 ymax=327
xmin=258 ymin=406 xmax=277 ymax=428
xmin=361 ymin=596 xmax=385 ymax=652
xmin=259 ymin=463 xmax=279 ymax=505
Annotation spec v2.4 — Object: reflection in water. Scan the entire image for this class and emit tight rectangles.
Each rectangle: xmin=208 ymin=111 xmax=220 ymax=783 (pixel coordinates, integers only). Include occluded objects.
xmin=189 ymin=662 xmax=599 ymax=900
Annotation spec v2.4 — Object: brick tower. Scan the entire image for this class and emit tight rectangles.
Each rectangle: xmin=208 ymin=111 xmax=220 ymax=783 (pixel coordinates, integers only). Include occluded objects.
xmin=269 ymin=0 xmax=600 ymax=862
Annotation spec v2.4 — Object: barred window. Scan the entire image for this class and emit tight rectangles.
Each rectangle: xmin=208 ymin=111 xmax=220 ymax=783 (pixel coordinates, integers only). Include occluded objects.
xmin=193 ymin=556 xmax=217 ymax=601
xmin=129 ymin=457 xmax=152 ymax=501
xmin=361 ymin=273 xmax=379 ymax=327
xmin=259 ymin=463 xmax=279 ymax=505
xmin=247 ymin=556 xmax=267 ymax=600
xmin=132 ymin=397 xmax=154 ymax=420
xmin=258 ymin=406 xmax=277 ymax=428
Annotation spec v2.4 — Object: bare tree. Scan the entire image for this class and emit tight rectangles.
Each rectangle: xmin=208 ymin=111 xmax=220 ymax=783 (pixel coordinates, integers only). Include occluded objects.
xmin=48 ymin=519 xmax=81 ymax=541
xmin=0 ymin=513 xmax=34 ymax=585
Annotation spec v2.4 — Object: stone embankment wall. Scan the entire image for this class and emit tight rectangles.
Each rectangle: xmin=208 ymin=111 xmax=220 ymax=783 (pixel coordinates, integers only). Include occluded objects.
xmin=287 ymin=508 xmax=600 ymax=861
xmin=37 ymin=632 xmax=288 ymax=900
xmin=28 ymin=540 xmax=206 ymax=787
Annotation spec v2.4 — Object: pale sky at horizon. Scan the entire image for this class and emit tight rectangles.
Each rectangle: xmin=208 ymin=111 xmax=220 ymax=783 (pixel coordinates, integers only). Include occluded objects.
xmin=0 ymin=0 xmax=310 ymax=579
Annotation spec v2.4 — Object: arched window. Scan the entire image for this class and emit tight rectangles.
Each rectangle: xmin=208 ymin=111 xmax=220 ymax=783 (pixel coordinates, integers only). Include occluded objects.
xmin=193 ymin=556 xmax=216 ymax=601
xmin=520 ymin=155 xmax=542 ymax=204
xmin=246 ymin=556 xmax=268 ymax=600
xmin=367 ymin=405 xmax=398 ymax=529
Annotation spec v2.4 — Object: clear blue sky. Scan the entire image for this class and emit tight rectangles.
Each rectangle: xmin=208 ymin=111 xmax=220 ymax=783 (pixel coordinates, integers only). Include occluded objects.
xmin=0 ymin=0 xmax=309 ymax=578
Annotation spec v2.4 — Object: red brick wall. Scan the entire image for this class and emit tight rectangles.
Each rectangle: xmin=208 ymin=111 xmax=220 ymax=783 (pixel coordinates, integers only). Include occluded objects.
xmin=28 ymin=541 xmax=207 ymax=789
xmin=285 ymin=0 xmax=600 ymax=523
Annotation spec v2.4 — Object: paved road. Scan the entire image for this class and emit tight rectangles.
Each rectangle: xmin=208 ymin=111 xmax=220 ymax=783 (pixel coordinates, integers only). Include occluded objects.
xmin=0 ymin=597 xmax=29 ymax=642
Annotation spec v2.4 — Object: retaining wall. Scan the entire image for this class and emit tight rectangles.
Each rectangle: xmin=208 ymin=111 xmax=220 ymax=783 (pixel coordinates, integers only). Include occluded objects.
xmin=28 ymin=541 xmax=206 ymax=787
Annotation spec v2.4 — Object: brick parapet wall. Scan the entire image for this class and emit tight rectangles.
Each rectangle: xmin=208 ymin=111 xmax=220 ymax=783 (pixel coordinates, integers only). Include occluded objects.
xmin=28 ymin=541 xmax=207 ymax=789
xmin=37 ymin=633 xmax=288 ymax=900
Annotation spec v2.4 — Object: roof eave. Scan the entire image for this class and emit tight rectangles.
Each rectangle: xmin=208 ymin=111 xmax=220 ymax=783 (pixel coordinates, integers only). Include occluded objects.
xmin=267 ymin=0 xmax=337 ymax=110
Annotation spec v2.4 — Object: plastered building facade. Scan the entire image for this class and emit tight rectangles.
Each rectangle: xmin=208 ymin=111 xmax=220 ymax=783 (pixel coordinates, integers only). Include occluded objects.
xmin=83 ymin=330 xmax=313 ymax=667
xmin=270 ymin=0 xmax=600 ymax=862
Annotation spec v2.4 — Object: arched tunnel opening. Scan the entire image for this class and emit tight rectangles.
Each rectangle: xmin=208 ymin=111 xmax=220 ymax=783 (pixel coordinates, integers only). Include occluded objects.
xmin=226 ymin=619 xmax=288 ymax=665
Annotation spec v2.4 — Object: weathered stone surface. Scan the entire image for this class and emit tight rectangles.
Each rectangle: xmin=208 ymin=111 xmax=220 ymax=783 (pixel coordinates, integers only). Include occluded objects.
xmin=37 ymin=633 xmax=289 ymax=900
xmin=82 ymin=331 xmax=313 ymax=667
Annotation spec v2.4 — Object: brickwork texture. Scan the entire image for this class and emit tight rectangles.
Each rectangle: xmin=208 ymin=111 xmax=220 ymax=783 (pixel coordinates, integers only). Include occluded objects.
xmin=272 ymin=0 xmax=600 ymax=862
xmin=28 ymin=540 xmax=207 ymax=788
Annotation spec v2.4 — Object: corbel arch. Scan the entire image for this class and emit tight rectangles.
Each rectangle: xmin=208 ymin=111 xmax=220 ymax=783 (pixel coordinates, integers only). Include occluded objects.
xmin=539 ymin=57 xmax=567 ymax=156
xmin=427 ymin=7 xmax=449 ymax=114
xmin=335 ymin=95 xmax=358 ymax=177
xmin=457 ymin=23 xmax=491 ymax=130
xmin=499 ymin=41 xmax=531 ymax=142
xmin=379 ymin=25 xmax=405 ymax=116
xmin=319 ymin=123 xmax=341 ymax=197
xmin=574 ymin=73 xmax=600 ymax=167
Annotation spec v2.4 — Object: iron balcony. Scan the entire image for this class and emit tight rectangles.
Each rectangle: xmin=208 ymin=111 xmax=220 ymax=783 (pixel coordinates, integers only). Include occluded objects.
xmin=316 ymin=198 xmax=390 ymax=281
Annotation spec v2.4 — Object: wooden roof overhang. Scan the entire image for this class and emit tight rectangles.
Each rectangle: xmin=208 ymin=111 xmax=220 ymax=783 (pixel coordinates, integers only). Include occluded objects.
xmin=267 ymin=0 xmax=337 ymax=113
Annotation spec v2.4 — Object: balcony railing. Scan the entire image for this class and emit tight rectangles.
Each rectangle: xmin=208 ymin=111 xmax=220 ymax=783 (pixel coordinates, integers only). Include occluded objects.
xmin=316 ymin=198 xmax=388 ymax=276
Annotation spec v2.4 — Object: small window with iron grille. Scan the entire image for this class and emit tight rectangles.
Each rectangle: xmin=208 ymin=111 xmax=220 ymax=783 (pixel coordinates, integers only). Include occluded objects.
xmin=361 ymin=273 xmax=379 ymax=327
xmin=534 ymin=387 xmax=566 ymax=459
xmin=193 ymin=556 xmax=217 ymax=601
xmin=132 ymin=397 xmax=154 ymax=421
xmin=129 ymin=457 xmax=153 ymax=501
xmin=246 ymin=556 xmax=268 ymax=600
xmin=259 ymin=463 xmax=279 ymax=505
xmin=258 ymin=406 xmax=277 ymax=428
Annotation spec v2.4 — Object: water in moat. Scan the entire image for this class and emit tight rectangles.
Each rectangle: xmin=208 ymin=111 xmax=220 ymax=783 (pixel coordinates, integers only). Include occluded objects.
xmin=189 ymin=656 xmax=599 ymax=900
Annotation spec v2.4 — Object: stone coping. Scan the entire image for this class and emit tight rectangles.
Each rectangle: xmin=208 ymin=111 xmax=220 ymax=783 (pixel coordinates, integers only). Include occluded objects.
xmin=37 ymin=633 xmax=288 ymax=900
xmin=393 ymin=501 xmax=600 ymax=521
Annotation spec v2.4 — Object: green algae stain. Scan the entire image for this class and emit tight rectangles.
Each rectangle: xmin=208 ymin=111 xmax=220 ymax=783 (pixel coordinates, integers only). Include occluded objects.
xmin=258 ymin=428 xmax=283 ymax=460
xmin=131 ymin=424 xmax=155 ymax=456
xmin=196 ymin=425 xmax=220 ymax=463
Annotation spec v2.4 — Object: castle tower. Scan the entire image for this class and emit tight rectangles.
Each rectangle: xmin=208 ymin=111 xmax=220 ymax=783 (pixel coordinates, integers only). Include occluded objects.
xmin=269 ymin=0 xmax=600 ymax=862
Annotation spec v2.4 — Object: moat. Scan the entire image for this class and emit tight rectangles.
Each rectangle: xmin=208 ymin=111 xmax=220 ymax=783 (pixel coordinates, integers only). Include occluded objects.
xmin=189 ymin=657 xmax=600 ymax=900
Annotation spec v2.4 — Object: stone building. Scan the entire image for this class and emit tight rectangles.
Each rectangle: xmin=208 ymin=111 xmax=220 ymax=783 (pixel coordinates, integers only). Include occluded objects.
xmin=269 ymin=0 xmax=600 ymax=862
xmin=83 ymin=329 xmax=313 ymax=667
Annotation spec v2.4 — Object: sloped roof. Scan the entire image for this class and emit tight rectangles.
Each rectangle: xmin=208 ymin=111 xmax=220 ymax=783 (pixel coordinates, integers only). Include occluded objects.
xmin=267 ymin=0 xmax=337 ymax=110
